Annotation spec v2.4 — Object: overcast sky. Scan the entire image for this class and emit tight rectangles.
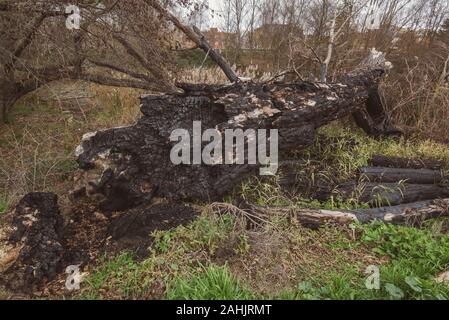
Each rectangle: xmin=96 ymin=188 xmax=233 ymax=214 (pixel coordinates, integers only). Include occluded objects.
xmin=204 ymin=0 xmax=223 ymax=29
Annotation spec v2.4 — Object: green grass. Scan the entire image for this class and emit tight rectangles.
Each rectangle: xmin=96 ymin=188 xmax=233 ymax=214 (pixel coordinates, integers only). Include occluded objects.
xmin=359 ymin=221 xmax=449 ymax=299
xmin=79 ymin=213 xmax=449 ymax=300
xmin=80 ymin=213 xmax=240 ymax=300
xmin=166 ymin=264 xmax=256 ymax=300
xmin=0 ymin=195 xmax=8 ymax=214
xmin=275 ymin=220 xmax=449 ymax=300
xmin=4 ymin=91 xmax=449 ymax=300
xmin=235 ymin=124 xmax=449 ymax=209
xmin=80 ymin=252 xmax=156 ymax=300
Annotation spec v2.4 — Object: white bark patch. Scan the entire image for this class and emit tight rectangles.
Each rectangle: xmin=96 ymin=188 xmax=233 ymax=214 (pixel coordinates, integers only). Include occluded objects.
xmin=75 ymin=131 xmax=97 ymax=157
xmin=317 ymin=83 xmax=330 ymax=89
xmin=262 ymin=106 xmax=281 ymax=117
xmin=248 ymin=109 xmax=264 ymax=119
xmin=75 ymin=145 xmax=84 ymax=158
xmin=98 ymin=149 xmax=111 ymax=159
xmin=233 ymin=114 xmax=247 ymax=123
xmin=82 ymin=131 xmax=97 ymax=141
xmin=304 ymin=100 xmax=317 ymax=107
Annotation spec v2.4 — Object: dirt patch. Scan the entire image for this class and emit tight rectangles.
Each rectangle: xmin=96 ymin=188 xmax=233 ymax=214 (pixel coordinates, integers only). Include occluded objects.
xmin=108 ymin=202 xmax=199 ymax=258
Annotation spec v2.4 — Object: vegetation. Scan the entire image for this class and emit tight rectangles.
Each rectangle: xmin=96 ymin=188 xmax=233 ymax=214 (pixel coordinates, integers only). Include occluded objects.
xmin=78 ymin=208 xmax=449 ymax=300
xmin=1 ymin=0 xmax=449 ymax=301
xmin=0 ymin=79 xmax=448 ymax=300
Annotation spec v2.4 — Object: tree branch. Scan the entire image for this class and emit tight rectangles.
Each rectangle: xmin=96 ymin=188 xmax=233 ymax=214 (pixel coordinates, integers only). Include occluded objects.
xmin=113 ymin=34 xmax=174 ymax=91
xmin=87 ymin=58 xmax=155 ymax=83
xmin=78 ymin=73 xmax=162 ymax=91
xmin=146 ymin=0 xmax=239 ymax=83
xmin=12 ymin=14 xmax=46 ymax=59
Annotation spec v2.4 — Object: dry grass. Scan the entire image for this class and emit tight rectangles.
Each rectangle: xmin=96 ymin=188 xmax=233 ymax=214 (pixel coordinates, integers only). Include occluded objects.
xmin=382 ymin=66 xmax=449 ymax=143
xmin=177 ymin=65 xmax=274 ymax=84
xmin=0 ymin=80 xmax=143 ymax=210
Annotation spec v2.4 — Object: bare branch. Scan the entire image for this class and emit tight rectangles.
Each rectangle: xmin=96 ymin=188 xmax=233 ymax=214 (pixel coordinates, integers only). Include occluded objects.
xmin=113 ymin=34 xmax=174 ymax=91
xmin=146 ymin=0 xmax=239 ymax=83
xmin=78 ymin=73 xmax=162 ymax=91
xmin=87 ymin=58 xmax=155 ymax=83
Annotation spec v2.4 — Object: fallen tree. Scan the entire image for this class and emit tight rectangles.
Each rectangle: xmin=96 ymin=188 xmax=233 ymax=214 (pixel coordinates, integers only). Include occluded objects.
xmin=234 ymin=198 xmax=449 ymax=229
xmin=69 ymin=2 xmax=405 ymax=211
xmin=74 ymin=50 xmax=398 ymax=211
xmin=368 ymin=155 xmax=444 ymax=170
xmin=358 ymin=167 xmax=444 ymax=184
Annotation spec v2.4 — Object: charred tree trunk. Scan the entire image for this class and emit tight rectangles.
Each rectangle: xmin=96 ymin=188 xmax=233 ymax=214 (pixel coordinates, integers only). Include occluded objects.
xmin=74 ymin=58 xmax=396 ymax=211
xmin=368 ymin=155 xmax=444 ymax=170
xmin=0 ymin=193 xmax=64 ymax=292
xmin=338 ymin=182 xmax=449 ymax=207
xmin=358 ymin=167 xmax=444 ymax=184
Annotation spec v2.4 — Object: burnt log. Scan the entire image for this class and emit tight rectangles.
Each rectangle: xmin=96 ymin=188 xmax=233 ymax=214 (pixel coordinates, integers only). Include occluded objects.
xmin=242 ymin=198 xmax=449 ymax=228
xmin=338 ymin=182 xmax=449 ymax=207
xmin=0 ymin=193 xmax=64 ymax=293
xmin=358 ymin=167 xmax=444 ymax=184
xmin=75 ymin=54 xmax=394 ymax=211
xmin=368 ymin=155 xmax=444 ymax=170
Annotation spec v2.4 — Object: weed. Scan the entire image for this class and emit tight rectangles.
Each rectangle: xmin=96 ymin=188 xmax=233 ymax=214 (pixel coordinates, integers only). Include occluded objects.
xmin=80 ymin=252 xmax=155 ymax=300
xmin=0 ymin=196 xmax=7 ymax=214
xmin=166 ymin=264 xmax=256 ymax=300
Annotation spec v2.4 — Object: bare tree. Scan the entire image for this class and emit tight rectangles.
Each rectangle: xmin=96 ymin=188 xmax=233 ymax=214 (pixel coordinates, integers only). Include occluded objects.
xmin=247 ymin=0 xmax=260 ymax=63
xmin=0 ymin=0 xmax=196 ymax=123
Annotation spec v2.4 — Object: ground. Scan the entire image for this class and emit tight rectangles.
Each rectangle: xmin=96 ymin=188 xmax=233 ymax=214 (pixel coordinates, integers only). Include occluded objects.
xmin=0 ymin=80 xmax=448 ymax=300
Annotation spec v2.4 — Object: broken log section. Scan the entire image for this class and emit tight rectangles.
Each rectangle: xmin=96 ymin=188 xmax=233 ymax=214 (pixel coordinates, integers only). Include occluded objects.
xmin=358 ymin=167 xmax=444 ymax=184
xmin=339 ymin=182 xmax=449 ymax=207
xmin=244 ymin=198 xmax=449 ymax=229
xmin=0 ymin=192 xmax=200 ymax=293
xmin=0 ymin=193 xmax=64 ymax=292
xmin=368 ymin=155 xmax=444 ymax=170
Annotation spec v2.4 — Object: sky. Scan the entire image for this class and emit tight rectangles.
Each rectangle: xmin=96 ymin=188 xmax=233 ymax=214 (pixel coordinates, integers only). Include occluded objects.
xmin=203 ymin=0 xmax=223 ymax=29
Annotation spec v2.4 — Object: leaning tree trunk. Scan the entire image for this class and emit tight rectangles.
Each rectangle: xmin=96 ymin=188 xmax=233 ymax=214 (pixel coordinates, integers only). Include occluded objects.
xmin=74 ymin=54 xmax=394 ymax=211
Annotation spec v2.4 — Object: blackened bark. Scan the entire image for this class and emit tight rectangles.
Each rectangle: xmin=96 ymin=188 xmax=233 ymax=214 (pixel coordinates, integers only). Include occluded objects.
xmin=358 ymin=167 xmax=444 ymax=184
xmin=74 ymin=66 xmax=394 ymax=211
xmin=368 ymin=155 xmax=444 ymax=170
xmin=0 ymin=193 xmax=64 ymax=293
xmin=338 ymin=182 xmax=449 ymax=207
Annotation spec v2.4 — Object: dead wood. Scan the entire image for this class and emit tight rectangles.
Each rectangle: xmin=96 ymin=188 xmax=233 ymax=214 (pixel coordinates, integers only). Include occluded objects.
xmin=358 ymin=167 xmax=444 ymax=184
xmin=243 ymin=198 xmax=449 ymax=228
xmin=75 ymin=63 xmax=393 ymax=211
xmin=338 ymin=182 xmax=449 ymax=206
xmin=368 ymin=155 xmax=445 ymax=170
xmin=0 ymin=193 xmax=64 ymax=293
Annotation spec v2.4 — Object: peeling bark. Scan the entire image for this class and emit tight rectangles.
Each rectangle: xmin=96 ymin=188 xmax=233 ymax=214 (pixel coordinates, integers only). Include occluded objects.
xmin=358 ymin=167 xmax=444 ymax=184
xmin=75 ymin=65 xmax=393 ymax=211
xmin=0 ymin=193 xmax=64 ymax=293
xmin=243 ymin=198 xmax=449 ymax=229
xmin=338 ymin=182 xmax=449 ymax=207
xmin=368 ymin=155 xmax=444 ymax=170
